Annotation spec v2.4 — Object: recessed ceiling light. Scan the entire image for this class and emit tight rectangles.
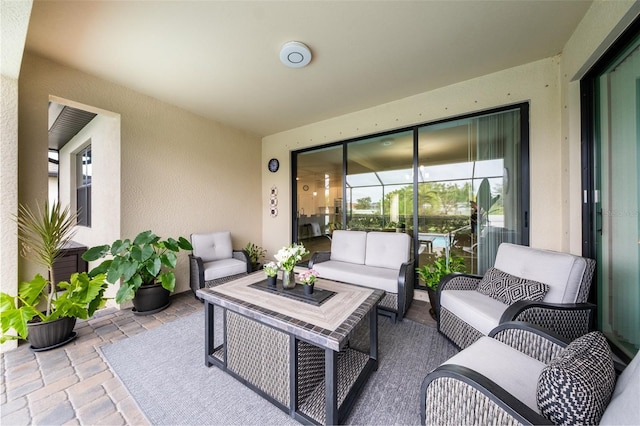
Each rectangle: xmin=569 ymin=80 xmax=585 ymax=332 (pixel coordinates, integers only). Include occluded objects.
xmin=280 ymin=41 xmax=312 ymax=68
xmin=381 ymin=138 xmax=394 ymax=146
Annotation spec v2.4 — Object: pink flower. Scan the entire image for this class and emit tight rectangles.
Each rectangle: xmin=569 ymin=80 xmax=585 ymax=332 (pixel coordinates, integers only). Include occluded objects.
xmin=298 ymin=269 xmax=319 ymax=285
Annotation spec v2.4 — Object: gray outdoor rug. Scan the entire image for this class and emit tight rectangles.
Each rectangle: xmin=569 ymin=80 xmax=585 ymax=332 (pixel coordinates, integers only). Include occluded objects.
xmin=100 ymin=310 xmax=457 ymax=425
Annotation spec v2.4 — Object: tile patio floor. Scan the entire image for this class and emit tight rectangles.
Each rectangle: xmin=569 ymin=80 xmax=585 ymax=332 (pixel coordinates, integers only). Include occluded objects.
xmin=1 ymin=290 xmax=434 ymax=425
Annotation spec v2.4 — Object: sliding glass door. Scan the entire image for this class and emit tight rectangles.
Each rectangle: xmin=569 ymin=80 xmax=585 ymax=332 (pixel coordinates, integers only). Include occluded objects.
xmin=417 ymin=107 xmax=527 ymax=276
xmin=292 ymin=104 xmax=529 ymax=278
xmin=589 ymin=30 xmax=640 ymax=358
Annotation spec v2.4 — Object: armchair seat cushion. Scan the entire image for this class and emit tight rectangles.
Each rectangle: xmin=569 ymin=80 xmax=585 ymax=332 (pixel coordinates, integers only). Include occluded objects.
xmin=203 ymin=258 xmax=248 ymax=281
xmin=443 ymin=336 xmax=546 ymax=412
xmin=312 ymin=260 xmax=399 ymax=294
xmin=441 ymin=289 xmax=510 ymax=335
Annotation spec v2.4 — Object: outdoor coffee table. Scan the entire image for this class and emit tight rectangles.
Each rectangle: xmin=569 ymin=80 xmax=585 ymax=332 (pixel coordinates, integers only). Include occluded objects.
xmin=196 ymin=272 xmax=384 ymax=425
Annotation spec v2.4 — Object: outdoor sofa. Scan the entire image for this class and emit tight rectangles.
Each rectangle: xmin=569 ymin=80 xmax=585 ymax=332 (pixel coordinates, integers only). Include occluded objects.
xmin=309 ymin=229 xmax=414 ymax=321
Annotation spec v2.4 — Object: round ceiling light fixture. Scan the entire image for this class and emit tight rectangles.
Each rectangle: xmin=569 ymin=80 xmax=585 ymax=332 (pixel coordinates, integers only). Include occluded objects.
xmin=280 ymin=41 xmax=312 ymax=68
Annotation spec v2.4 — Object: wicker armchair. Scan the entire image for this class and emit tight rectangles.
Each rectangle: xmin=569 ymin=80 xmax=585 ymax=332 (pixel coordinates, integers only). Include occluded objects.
xmin=438 ymin=243 xmax=596 ymax=349
xmin=421 ymin=322 xmax=639 ymax=426
xmin=189 ymin=231 xmax=250 ymax=299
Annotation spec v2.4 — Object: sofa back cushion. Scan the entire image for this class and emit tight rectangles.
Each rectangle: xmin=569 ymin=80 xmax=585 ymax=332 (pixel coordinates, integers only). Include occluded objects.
xmin=330 ymin=230 xmax=367 ymax=264
xmin=493 ymin=243 xmax=592 ymax=303
xmin=191 ymin=231 xmax=233 ymax=262
xmin=365 ymin=231 xmax=411 ymax=269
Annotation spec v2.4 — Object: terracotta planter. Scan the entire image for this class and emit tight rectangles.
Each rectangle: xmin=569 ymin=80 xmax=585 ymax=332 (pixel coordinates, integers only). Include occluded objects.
xmin=27 ymin=316 xmax=77 ymax=351
xmin=132 ymin=283 xmax=171 ymax=315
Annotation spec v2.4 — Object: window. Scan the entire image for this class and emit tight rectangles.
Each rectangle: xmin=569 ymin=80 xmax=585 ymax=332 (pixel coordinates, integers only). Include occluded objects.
xmin=76 ymin=145 xmax=92 ymax=227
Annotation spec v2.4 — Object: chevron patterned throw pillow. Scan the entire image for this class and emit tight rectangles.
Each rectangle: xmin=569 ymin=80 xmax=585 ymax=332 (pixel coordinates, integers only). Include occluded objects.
xmin=537 ymin=331 xmax=616 ymax=425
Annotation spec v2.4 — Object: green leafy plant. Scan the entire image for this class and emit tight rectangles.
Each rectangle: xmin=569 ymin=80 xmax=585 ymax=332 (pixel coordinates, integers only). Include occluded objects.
xmin=0 ymin=201 xmax=109 ymax=343
xmin=416 ymin=251 xmax=466 ymax=291
xmin=245 ymin=242 xmax=266 ymax=267
xmin=83 ymin=231 xmax=192 ymax=304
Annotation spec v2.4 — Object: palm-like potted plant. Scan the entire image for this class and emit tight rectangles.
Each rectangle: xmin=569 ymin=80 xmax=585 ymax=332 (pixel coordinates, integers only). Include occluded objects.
xmin=83 ymin=230 xmax=192 ymax=315
xmin=0 ymin=201 xmax=109 ymax=350
xmin=416 ymin=251 xmax=466 ymax=320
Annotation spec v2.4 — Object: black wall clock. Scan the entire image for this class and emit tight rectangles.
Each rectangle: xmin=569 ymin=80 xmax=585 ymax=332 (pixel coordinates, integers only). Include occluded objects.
xmin=268 ymin=158 xmax=279 ymax=173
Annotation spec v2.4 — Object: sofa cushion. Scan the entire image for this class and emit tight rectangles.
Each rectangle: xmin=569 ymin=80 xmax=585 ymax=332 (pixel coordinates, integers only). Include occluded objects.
xmin=365 ymin=231 xmax=410 ymax=269
xmin=600 ymin=352 xmax=640 ymax=425
xmin=443 ymin=336 xmax=547 ymax=413
xmin=312 ymin=260 xmax=398 ymax=294
xmin=477 ymin=267 xmax=549 ymax=304
xmin=493 ymin=243 xmax=590 ymax=303
xmin=330 ymin=230 xmax=367 ymax=264
xmin=440 ymin=289 xmax=510 ymax=335
xmin=203 ymin=258 xmax=247 ymax=281
xmin=191 ymin=231 xmax=233 ymax=262
xmin=537 ymin=331 xmax=616 ymax=425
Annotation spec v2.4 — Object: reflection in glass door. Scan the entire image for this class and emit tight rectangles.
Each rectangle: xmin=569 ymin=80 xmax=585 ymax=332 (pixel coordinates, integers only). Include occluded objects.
xmin=593 ymin=33 xmax=640 ymax=358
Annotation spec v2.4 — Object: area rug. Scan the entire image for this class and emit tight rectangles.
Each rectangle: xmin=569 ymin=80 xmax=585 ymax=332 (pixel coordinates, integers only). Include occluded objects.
xmin=100 ymin=310 xmax=457 ymax=425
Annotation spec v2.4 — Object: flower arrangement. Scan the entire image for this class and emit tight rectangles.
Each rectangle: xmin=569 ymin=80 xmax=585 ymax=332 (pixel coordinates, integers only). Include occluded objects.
xmin=274 ymin=243 xmax=308 ymax=271
xmin=263 ymin=261 xmax=278 ymax=277
xmin=298 ymin=269 xmax=319 ymax=286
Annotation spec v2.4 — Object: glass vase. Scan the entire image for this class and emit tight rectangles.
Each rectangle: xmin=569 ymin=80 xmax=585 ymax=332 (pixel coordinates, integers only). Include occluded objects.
xmin=282 ymin=269 xmax=296 ymax=289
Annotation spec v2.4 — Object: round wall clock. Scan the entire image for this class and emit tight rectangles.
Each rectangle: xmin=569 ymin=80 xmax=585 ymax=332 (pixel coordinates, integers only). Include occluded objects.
xmin=268 ymin=158 xmax=279 ymax=173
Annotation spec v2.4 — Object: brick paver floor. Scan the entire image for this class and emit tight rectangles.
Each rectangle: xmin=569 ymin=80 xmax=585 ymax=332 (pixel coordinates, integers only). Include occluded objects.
xmin=1 ymin=292 xmax=202 ymax=425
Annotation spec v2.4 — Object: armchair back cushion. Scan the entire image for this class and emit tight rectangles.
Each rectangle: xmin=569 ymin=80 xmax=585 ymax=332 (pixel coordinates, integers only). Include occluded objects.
xmin=493 ymin=243 xmax=591 ymax=303
xmin=191 ymin=231 xmax=233 ymax=262
xmin=329 ymin=230 xmax=367 ymax=264
xmin=600 ymin=350 xmax=640 ymax=425
xmin=364 ymin=231 xmax=411 ymax=269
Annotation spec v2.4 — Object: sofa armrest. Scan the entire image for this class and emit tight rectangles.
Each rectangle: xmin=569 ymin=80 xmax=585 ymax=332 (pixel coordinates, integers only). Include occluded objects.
xmin=308 ymin=251 xmax=331 ymax=268
xmin=397 ymin=259 xmax=415 ymax=320
xmin=189 ymin=254 xmax=205 ymax=295
xmin=232 ymin=249 xmax=252 ymax=273
xmin=500 ymin=301 xmax=597 ymax=341
xmin=421 ymin=364 xmax=551 ymax=425
xmin=488 ymin=321 xmax=569 ymax=363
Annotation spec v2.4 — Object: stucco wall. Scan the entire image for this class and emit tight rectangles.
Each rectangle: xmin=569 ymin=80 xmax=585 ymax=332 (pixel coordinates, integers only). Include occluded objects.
xmin=261 ymin=1 xmax=640 ymax=258
xmin=18 ymin=53 xmax=262 ymax=296
xmin=262 ymin=57 xmax=563 ymax=255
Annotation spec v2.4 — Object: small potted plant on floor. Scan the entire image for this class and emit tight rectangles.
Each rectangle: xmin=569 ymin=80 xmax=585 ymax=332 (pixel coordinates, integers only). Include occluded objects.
xmin=83 ymin=230 xmax=192 ymax=315
xmin=416 ymin=251 xmax=465 ymax=320
xmin=0 ymin=201 xmax=110 ymax=350
xmin=245 ymin=242 xmax=267 ymax=272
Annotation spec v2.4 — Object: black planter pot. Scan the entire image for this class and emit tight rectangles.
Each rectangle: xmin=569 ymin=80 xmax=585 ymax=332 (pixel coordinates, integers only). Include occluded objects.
xmin=132 ymin=283 xmax=171 ymax=315
xmin=27 ymin=316 xmax=77 ymax=351
xmin=303 ymin=283 xmax=314 ymax=295
xmin=427 ymin=287 xmax=439 ymax=321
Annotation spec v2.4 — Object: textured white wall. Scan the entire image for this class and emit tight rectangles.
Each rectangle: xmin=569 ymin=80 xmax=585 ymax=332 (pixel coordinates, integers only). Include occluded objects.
xmin=18 ymin=54 xmax=262 ymax=297
xmin=262 ymin=57 xmax=564 ymax=255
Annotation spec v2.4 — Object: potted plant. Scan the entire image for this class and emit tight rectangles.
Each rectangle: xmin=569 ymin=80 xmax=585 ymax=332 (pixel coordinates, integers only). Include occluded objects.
xmin=298 ymin=268 xmax=319 ymax=295
xmin=263 ymin=261 xmax=278 ymax=288
xmin=83 ymin=230 xmax=192 ymax=315
xmin=0 ymin=201 xmax=110 ymax=350
xmin=245 ymin=242 xmax=266 ymax=272
xmin=416 ymin=251 xmax=465 ymax=319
